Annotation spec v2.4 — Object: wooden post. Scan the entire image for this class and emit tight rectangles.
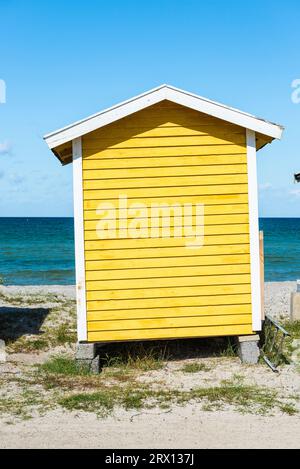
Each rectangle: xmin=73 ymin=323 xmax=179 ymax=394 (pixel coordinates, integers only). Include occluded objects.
xmin=259 ymin=231 xmax=265 ymax=320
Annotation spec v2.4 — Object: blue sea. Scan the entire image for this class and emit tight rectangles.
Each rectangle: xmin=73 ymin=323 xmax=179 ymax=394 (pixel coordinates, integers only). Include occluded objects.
xmin=0 ymin=218 xmax=75 ymax=285
xmin=0 ymin=217 xmax=299 ymax=285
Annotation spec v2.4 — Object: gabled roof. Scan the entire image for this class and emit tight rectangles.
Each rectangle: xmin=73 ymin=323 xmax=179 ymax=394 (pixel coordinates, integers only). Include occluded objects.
xmin=44 ymin=84 xmax=284 ymax=164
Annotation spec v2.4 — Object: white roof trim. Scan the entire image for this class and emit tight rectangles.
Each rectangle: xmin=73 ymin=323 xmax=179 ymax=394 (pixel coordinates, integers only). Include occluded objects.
xmin=44 ymin=84 xmax=284 ymax=149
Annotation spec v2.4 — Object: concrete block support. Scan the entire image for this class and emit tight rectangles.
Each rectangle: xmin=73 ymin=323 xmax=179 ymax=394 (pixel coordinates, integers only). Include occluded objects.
xmin=75 ymin=342 xmax=100 ymax=374
xmin=290 ymin=292 xmax=300 ymax=321
xmin=236 ymin=334 xmax=260 ymax=364
xmin=75 ymin=342 xmax=97 ymax=360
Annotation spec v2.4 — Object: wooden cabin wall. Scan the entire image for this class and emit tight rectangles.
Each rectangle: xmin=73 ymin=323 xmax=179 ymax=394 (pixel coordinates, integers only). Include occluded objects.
xmin=81 ymin=101 xmax=253 ymax=342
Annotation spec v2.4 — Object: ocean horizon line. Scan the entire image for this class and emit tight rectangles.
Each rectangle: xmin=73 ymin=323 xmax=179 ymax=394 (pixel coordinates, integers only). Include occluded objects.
xmin=0 ymin=216 xmax=300 ymax=219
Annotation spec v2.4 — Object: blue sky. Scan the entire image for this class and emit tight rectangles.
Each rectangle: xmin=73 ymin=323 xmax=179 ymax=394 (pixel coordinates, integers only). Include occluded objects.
xmin=0 ymin=0 xmax=299 ymax=217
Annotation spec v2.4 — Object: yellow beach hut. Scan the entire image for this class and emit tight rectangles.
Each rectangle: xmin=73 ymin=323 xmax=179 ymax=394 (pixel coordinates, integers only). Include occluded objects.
xmin=44 ymin=85 xmax=283 ymax=365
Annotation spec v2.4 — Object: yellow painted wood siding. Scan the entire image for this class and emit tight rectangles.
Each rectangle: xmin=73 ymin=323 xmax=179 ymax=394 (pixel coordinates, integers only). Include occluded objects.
xmin=82 ymin=101 xmax=253 ymax=342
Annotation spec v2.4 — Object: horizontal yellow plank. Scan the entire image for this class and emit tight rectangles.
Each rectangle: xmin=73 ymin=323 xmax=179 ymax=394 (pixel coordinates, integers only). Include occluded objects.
xmin=87 ymin=313 xmax=252 ymax=332
xmin=84 ymin=203 xmax=249 ymax=221
xmin=83 ymin=145 xmax=246 ymax=159
xmin=85 ymin=218 xmax=247 ymax=233
xmin=83 ymin=174 xmax=248 ymax=192
xmin=87 ymin=293 xmax=252 ymax=311
xmin=85 ymin=224 xmax=249 ymax=241
xmin=84 ymin=122 xmax=239 ymax=141
xmin=84 ymin=198 xmax=249 ymax=220
xmin=85 ymin=124 xmax=244 ymax=140
xmin=86 ymin=273 xmax=251 ymax=292
xmin=84 ymin=184 xmax=248 ymax=204
xmin=85 ymin=233 xmax=250 ymax=251
xmin=85 ymin=213 xmax=249 ymax=229
xmin=82 ymin=164 xmax=247 ymax=183
xmin=87 ymin=303 xmax=252 ymax=321
xmin=86 ymin=283 xmax=251 ymax=301
xmin=85 ymin=263 xmax=250 ymax=281
xmin=87 ymin=324 xmax=254 ymax=342
xmin=85 ymin=242 xmax=250 ymax=261
xmin=85 ymin=111 xmax=243 ymax=131
xmin=83 ymin=134 xmax=246 ymax=151
xmin=84 ymin=212 xmax=249 ymax=228
xmin=82 ymin=154 xmax=247 ymax=170
xmin=85 ymin=253 xmax=251 ymax=271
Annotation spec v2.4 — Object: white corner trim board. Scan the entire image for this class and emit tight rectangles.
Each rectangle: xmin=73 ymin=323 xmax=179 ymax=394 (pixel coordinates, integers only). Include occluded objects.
xmin=246 ymin=129 xmax=262 ymax=331
xmin=44 ymin=84 xmax=284 ymax=150
xmin=72 ymin=137 xmax=87 ymax=342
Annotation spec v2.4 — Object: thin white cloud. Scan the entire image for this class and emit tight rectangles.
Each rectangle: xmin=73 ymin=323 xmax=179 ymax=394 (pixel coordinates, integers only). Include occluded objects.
xmin=0 ymin=79 xmax=5 ymax=104
xmin=259 ymin=182 xmax=272 ymax=190
xmin=289 ymin=188 xmax=300 ymax=198
xmin=0 ymin=141 xmax=12 ymax=155
xmin=9 ymin=172 xmax=25 ymax=185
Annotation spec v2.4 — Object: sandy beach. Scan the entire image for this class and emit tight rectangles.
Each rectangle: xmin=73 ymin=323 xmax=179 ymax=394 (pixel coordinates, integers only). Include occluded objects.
xmin=1 ymin=406 xmax=300 ymax=449
xmin=0 ymin=281 xmax=299 ymax=449
xmin=264 ymin=281 xmax=296 ymax=319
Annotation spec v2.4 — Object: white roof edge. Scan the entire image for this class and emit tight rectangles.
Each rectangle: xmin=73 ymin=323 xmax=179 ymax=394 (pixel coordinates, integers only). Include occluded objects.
xmin=44 ymin=84 xmax=284 ymax=149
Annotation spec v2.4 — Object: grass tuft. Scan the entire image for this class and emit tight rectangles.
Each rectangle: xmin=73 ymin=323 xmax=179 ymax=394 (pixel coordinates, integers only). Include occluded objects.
xmin=279 ymin=402 xmax=298 ymax=415
xmin=100 ymin=343 xmax=167 ymax=373
xmin=181 ymin=362 xmax=210 ymax=373
xmin=218 ymin=338 xmax=237 ymax=357
xmin=39 ymin=356 xmax=91 ymax=376
xmin=49 ymin=323 xmax=77 ymax=346
xmin=60 ymin=391 xmax=115 ymax=416
xmin=274 ymin=320 xmax=300 ymax=364
xmin=283 ymin=320 xmax=300 ymax=337
xmin=59 ymin=384 xmax=153 ymax=416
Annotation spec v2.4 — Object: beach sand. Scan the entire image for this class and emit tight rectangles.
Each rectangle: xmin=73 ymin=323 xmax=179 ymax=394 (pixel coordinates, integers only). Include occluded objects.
xmin=1 ymin=406 xmax=300 ymax=449
xmin=0 ymin=281 xmax=299 ymax=449
xmin=264 ymin=281 xmax=296 ymax=319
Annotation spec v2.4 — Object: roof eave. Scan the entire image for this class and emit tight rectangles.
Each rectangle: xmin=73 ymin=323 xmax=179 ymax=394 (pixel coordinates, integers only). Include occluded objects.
xmin=44 ymin=84 xmax=284 ymax=152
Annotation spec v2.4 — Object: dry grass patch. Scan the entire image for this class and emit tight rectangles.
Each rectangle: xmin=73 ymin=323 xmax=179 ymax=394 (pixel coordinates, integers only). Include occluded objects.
xmin=58 ymin=379 xmax=298 ymax=417
xmin=0 ymin=353 xmax=298 ymax=420
xmin=180 ymin=362 xmax=211 ymax=373
xmin=283 ymin=320 xmax=300 ymax=363
xmin=36 ymin=355 xmax=298 ymax=418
